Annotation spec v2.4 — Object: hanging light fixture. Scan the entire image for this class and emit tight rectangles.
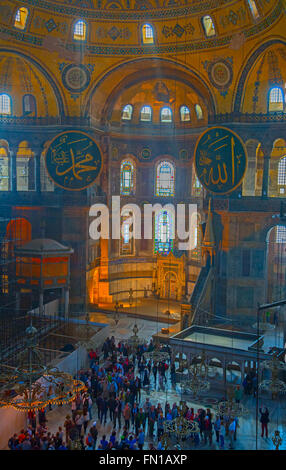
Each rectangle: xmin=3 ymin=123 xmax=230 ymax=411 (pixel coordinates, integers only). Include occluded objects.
xmin=213 ymin=396 xmax=248 ymax=419
xmin=272 ymin=429 xmax=283 ymax=450
xmin=163 ymin=402 xmax=200 ymax=441
xmin=127 ymin=323 xmax=143 ymax=353
xmin=0 ymin=325 xmax=85 ymax=411
xmin=143 ymin=336 xmax=170 ymax=363
xmin=180 ymin=352 xmax=210 ymax=398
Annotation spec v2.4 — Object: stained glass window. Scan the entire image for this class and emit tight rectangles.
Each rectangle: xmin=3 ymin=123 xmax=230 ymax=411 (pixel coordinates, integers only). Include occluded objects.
xmin=122 ymin=104 xmax=133 ymax=120
xmin=247 ymin=0 xmax=260 ymax=20
xmin=142 ymin=24 xmax=154 ymax=44
xmin=155 ymin=161 xmax=175 ymax=197
xmin=180 ymin=105 xmax=191 ymax=122
xmin=120 ymin=160 xmax=135 ymax=195
xmin=269 ymin=87 xmax=284 ymax=112
xmin=202 ymin=16 xmax=216 ymax=37
xmin=195 ymin=104 xmax=203 ymax=120
xmin=160 ymin=107 xmax=172 ymax=122
xmin=73 ymin=20 xmax=87 ymax=41
xmin=154 ymin=211 xmax=173 ymax=255
xmin=120 ymin=211 xmax=134 ymax=255
xmin=0 ymin=94 xmax=11 ymax=115
xmin=140 ymin=106 xmax=152 ymax=122
xmin=14 ymin=7 xmax=29 ymax=30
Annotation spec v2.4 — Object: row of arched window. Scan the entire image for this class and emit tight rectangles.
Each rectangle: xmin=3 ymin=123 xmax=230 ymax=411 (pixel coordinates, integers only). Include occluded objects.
xmin=120 ymin=159 xmax=175 ymax=197
xmin=1 ymin=88 xmax=283 ymax=116
xmin=122 ymin=104 xmax=203 ymax=123
xmin=0 ymin=93 xmax=36 ymax=116
xmin=12 ymin=1 xmax=261 ymax=40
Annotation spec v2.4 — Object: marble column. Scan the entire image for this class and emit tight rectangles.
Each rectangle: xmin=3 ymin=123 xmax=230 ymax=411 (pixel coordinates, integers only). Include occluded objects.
xmin=261 ymin=142 xmax=273 ymax=199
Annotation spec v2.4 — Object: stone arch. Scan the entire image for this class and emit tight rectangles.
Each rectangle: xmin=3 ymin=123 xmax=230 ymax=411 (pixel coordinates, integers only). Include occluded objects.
xmin=85 ymin=57 xmax=217 ymax=126
xmin=269 ymin=138 xmax=286 ymax=197
xmin=233 ymin=39 xmax=286 ymax=113
xmin=0 ymin=48 xmax=66 ymax=116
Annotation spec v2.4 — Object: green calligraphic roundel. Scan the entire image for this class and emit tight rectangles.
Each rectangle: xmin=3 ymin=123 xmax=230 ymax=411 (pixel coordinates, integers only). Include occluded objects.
xmin=194 ymin=126 xmax=247 ymax=195
xmin=45 ymin=131 xmax=102 ymax=191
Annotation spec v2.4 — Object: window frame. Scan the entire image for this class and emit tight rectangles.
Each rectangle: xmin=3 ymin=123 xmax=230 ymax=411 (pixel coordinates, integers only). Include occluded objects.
xmin=180 ymin=105 xmax=191 ymax=122
xmin=0 ymin=93 xmax=12 ymax=116
xmin=121 ymin=104 xmax=133 ymax=121
xmin=268 ymin=86 xmax=284 ymax=113
xmin=141 ymin=23 xmax=155 ymax=45
xmin=155 ymin=160 xmax=175 ymax=197
xmin=160 ymin=106 xmax=173 ymax=123
xmin=120 ymin=159 xmax=136 ymax=196
xmin=195 ymin=104 xmax=203 ymax=120
xmin=72 ymin=19 xmax=88 ymax=42
xmin=201 ymin=15 xmax=216 ymax=38
xmin=247 ymin=0 xmax=260 ymax=21
xmin=140 ymin=105 xmax=153 ymax=122
xmin=13 ymin=7 xmax=29 ymax=31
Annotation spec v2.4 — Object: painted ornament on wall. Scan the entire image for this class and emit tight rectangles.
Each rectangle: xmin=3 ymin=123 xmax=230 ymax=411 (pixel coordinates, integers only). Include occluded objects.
xmin=45 ymin=131 xmax=102 ymax=191
xmin=204 ymin=57 xmax=233 ymax=96
xmin=194 ymin=127 xmax=247 ymax=195
xmin=61 ymin=64 xmax=91 ymax=93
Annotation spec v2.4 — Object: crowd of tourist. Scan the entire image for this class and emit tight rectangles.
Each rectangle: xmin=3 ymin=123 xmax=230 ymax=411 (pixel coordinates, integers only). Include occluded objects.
xmin=7 ymin=336 xmax=262 ymax=451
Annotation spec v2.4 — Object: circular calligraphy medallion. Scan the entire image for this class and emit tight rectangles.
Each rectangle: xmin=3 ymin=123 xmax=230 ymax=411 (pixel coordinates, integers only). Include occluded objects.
xmin=194 ymin=127 xmax=247 ymax=195
xmin=207 ymin=60 xmax=233 ymax=91
xmin=62 ymin=64 xmax=90 ymax=93
xmin=45 ymin=131 xmax=102 ymax=191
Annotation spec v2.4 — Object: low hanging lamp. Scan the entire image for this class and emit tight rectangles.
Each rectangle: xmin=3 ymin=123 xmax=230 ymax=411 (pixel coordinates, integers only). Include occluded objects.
xmin=0 ymin=325 xmax=85 ymax=412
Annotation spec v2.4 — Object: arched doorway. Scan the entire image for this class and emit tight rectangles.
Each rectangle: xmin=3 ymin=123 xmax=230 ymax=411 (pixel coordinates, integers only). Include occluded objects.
xmin=164 ymin=271 xmax=178 ymax=299
xmin=266 ymin=225 xmax=286 ymax=304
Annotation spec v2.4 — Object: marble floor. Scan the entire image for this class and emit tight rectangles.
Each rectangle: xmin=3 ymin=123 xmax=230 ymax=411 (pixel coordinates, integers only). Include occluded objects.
xmin=33 ymin=316 xmax=286 ymax=451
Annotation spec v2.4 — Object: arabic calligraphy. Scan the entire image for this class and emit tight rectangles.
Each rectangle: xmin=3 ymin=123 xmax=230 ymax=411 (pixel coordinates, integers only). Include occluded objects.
xmin=45 ymin=131 xmax=102 ymax=191
xmin=194 ymin=127 xmax=247 ymax=195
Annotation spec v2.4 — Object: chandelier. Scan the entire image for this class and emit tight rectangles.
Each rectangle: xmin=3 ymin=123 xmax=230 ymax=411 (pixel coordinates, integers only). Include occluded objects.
xmin=181 ymin=353 xmax=210 ymax=398
xmin=213 ymin=397 xmax=248 ymax=418
xmin=163 ymin=403 xmax=200 ymax=440
xmin=127 ymin=323 xmax=143 ymax=352
xmin=143 ymin=337 xmax=170 ymax=363
xmin=259 ymin=355 xmax=286 ymax=397
xmin=0 ymin=325 xmax=85 ymax=411
xmin=272 ymin=430 xmax=283 ymax=450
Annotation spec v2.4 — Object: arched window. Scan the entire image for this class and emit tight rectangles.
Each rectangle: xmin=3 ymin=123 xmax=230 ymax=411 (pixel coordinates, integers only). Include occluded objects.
xmin=180 ymin=105 xmax=191 ymax=122
xmin=120 ymin=210 xmax=134 ymax=255
xmin=14 ymin=7 xmax=29 ymax=30
xmin=154 ymin=210 xmax=174 ymax=255
xmin=278 ymin=156 xmax=286 ymax=194
xmin=0 ymin=143 xmax=10 ymax=191
xmin=269 ymin=87 xmax=284 ymax=112
xmin=122 ymin=104 xmax=133 ymax=121
xmin=202 ymin=16 xmax=216 ymax=37
xmin=155 ymin=161 xmax=175 ymax=197
xmin=73 ymin=20 xmax=87 ymax=41
xmin=160 ymin=107 xmax=172 ymax=123
xmin=16 ymin=142 xmax=35 ymax=191
xmin=195 ymin=104 xmax=203 ymax=120
xmin=140 ymin=105 xmax=152 ymax=122
xmin=0 ymin=94 xmax=11 ymax=115
xmin=120 ymin=160 xmax=135 ymax=195
xmin=247 ymin=0 xmax=260 ymax=20
xmin=142 ymin=23 xmax=154 ymax=44
xmin=276 ymin=226 xmax=286 ymax=243
xmin=23 ymin=94 xmax=36 ymax=116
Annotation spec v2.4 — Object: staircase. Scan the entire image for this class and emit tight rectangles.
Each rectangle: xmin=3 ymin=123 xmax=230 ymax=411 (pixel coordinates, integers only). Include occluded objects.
xmin=189 ymin=259 xmax=213 ymax=326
